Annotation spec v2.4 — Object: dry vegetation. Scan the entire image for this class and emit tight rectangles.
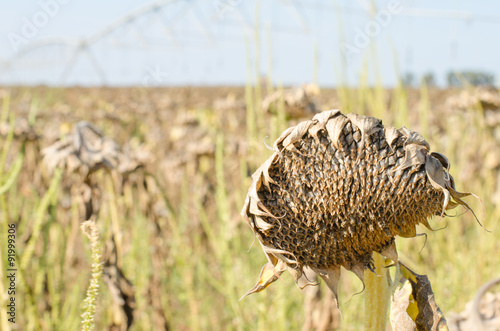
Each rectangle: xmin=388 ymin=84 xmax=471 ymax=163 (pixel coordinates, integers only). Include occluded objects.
xmin=0 ymin=84 xmax=499 ymax=330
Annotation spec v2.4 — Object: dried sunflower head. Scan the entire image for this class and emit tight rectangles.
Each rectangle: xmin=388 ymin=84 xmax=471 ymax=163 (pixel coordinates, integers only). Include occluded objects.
xmin=241 ymin=109 xmax=476 ymax=302
xmin=42 ymin=121 xmax=121 ymax=176
xmin=0 ymin=118 xmax=38 ymax=141
xmin=262 ymin=84 xmax=320 ymax=118
xmin=42 ymin=121 xmax=149 ymax=176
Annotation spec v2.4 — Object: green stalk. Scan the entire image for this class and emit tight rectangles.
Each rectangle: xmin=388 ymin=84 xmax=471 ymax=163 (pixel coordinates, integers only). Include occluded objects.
xmin=245 ymin=37 xmax=257 ymax=158
xmin=391 ymin=46 xmax=408 ymax=128
xmin=265 ymin=22 xmax=273 ymax=94
xmin=105 ymin=173 xmax=123 ymax=268
xmin=419 ymin=78 xmax=430 ymax=138
xmin=0 ymin=114 xmax=15 ymax=181
xmin=21 ymin=168 xmax=62 ymax=270
xmin=0 ymin=93 xmax=9 ymax=122
xmin=0 ymin=109 xmax=16 ymax=331
xmin=276 ymin=83 xmax=287 ymax=138
xmin=254 ymin=0 xmax=263 ymax=140
xmin=0 ymin=151 xmax=24 ymax=195
xmin=364 ymin=253 xmax=391 ymax=330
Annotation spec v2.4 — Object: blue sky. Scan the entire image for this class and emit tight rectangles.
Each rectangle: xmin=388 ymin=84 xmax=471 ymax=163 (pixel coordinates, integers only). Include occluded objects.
xmin=0 ymin=0 xmax=499 ymax=87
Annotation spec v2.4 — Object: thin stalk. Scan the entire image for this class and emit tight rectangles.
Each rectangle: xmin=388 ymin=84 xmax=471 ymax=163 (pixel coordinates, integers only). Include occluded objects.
xmin=276 ymin=82 xmax=287 ymax=138
xmin=0 ymin=110 xmax=15 ymax=331
xmin=245 ymin=37 xmax=257 ymax=158
xmin=254 ymin=0 xmax=263 ymax=140
xmin=0 ymin=151 xmax=24 ymax=195
xmin=265 ymin=22 xmax=273 ymax=94
xmin=419 ymin=78 xmax=430 ymax=138
xmin=390 ymin=45 xmax=408 ymax=128
xmin=105 ymin=172 xmax=123 ymax=268
xmin=364 ymin=253 xmax=391 ymax=330
xmin=0 ymin=93 xmax=9 ymax=122
xmin=21 ymin=168 xmax=62 ymax=270
xmin=0 ymin=114 xmax=15 ymax=181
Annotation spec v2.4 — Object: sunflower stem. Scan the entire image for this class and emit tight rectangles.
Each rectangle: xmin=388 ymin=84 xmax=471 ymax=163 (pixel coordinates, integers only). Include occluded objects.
xmin=364 ymin=253 xmax=391 ymax=331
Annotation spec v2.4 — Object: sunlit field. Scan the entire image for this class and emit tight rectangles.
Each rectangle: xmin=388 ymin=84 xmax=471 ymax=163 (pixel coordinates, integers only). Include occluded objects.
xmin=0 ymin=81 xmax=498 ymax=330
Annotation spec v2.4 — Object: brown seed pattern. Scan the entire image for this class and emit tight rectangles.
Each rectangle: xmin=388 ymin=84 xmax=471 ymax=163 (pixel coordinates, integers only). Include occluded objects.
xmin=241 ymin=110 xmax=475 ymax=301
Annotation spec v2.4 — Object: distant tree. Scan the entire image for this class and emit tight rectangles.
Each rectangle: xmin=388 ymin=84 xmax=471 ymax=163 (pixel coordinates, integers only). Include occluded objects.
xmin=447 ymin=71 xmax=495 ymax=87
xmin=401 ymin=72 xmax=415 ymax=88
xmin=422 ymin=72 xmax=436 ymax=87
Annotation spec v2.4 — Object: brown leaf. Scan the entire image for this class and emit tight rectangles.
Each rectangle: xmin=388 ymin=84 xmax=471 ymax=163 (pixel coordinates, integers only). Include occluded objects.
xmin=398 ymin=262 xmax=449 ymax=331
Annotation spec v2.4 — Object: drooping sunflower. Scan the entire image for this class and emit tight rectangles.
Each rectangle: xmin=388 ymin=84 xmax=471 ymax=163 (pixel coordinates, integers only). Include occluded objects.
xmin=241 ymin=109 xmax=476 ymax=302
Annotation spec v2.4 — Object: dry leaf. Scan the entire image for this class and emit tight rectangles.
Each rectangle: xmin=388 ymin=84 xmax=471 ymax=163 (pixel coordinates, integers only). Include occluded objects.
xmin=396 ymin=262 xmax=449 ymax=331
xmin=391 ymin=279 xmax=417 ymax=331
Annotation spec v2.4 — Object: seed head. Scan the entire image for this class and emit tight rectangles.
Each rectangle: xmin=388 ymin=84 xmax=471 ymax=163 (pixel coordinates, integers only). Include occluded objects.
xmin=241 ymin=109 xmax=476 ymax=302
xmin=42 ymin=121 xmax=147 ymax=176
